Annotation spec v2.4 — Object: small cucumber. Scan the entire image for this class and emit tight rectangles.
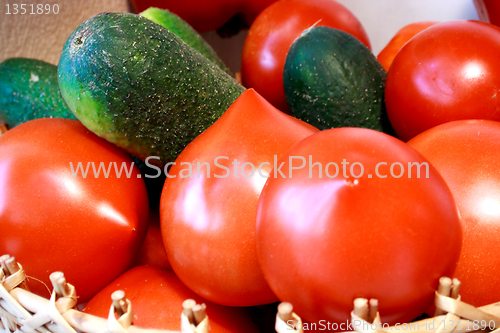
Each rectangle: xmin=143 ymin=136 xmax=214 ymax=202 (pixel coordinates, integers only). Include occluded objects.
xmin=283 ymin=26 xmax=392 ymax=133
xmin=0 ymin=58 xmax=75 ymax=128
xmin=58 ymin=12 xmax=245 ymax=166
xmin=140 ymin=7 xmax=231 ymax=75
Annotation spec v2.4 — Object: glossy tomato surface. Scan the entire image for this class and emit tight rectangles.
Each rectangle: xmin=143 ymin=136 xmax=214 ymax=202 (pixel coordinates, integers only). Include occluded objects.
xmin=408 ymin=120 xmax=500 ymax=306
xmin=160 ymin=89 xmax=318 ymax=306
xmin=83 ymin=266 xmax=259 ymax=333
xmin=256 ymin=128 xmax=462 ymax=325
xmin=377 ymin=21 xmax=437 ymax=72
xmin=385 ymin=20 xmax=500 ymax=142
xmin=0 ymin=119 xmax=149 ymax=303
xmin=241 ymin=0 xmax=370 ymax=113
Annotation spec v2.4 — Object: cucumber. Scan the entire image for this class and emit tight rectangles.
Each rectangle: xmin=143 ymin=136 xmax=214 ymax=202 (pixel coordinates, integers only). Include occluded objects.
xmin=58 ymin=12 xmax=245 ymax=166
xmin=140 ymin=7 xmax=231 ymax=75
xmin=0 ymin=58 xmax=75 ymax=128
xmin=283 ymin=26 xmax=392 ymax=133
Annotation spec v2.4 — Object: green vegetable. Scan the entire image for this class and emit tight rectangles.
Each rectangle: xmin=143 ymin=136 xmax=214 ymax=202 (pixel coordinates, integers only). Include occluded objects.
xmin=283 ymin=26 xmax=392 ymax=133
xmin=0 ymin=58 xmax=75 ymax=127
xmin=140 ymin=7 xmax=231 ymax=75
xmin=58 ymin=12 xmax=245 ymax=166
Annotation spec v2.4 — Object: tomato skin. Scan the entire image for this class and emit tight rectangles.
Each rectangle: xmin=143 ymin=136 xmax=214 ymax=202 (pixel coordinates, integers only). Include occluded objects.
xmin=385 ymin=20 xmax=500 ymax=142
xmin=83 ymin=266 xmax=260 ymax=333
xmin=408 ymin=120 xmax=500 ymax=307
xmin=241 ymin=0 xmax=370 ymax=113
xmin=160 ymin=89 xmax=318 ymax=306
xmin=240 ymin=0 xmax=279 ymax=27
xmin=130 ymin=0 xmax=277 ymax=32
xmin=256 ymin=128 xmax=462 ymax=325
xmin=0 ymin=119 xmax=149 ymax=303
xmin=377 ymin=21 xmax=438 ymax=72
xmin=133 ymin=210 xmax=170 ymax=269
xmin=131 ymin=0 xmax=238 ymax=32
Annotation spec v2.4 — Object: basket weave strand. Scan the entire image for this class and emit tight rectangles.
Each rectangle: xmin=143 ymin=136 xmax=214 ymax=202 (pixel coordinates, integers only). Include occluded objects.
xmin=2 ymin=257 xmax=500 ymax=333
xmin=0 ymin=258 xmax=207 ymax=333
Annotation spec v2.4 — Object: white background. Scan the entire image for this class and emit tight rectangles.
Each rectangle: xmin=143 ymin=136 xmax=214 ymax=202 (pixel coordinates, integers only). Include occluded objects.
xmin=337 ymin=0 xmax=479 ymax=54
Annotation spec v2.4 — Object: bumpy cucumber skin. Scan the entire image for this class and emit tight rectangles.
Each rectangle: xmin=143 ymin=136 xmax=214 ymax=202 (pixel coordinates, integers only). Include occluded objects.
xmin=284 ymin=26 xmax=392 ymax=133
xmin=140 ymin=7 xmax=231 ymax=75
xmin=57 ymin=12 xmax=245 ymax=166
xmin=0 ymin=58 xmax=75 ymax=127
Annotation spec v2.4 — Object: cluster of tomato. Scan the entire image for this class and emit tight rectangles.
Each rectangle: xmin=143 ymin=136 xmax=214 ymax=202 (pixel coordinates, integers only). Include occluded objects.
xmin=1 ymin=0 xmax=500 ymax=332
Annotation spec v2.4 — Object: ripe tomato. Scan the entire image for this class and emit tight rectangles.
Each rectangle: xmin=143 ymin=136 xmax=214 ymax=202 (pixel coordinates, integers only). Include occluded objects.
xmin=130 ymin=0 xmax=277 ymax=32
xmin=385 ymin=20 xmax=500 ymax=142
xmin=474 ymin=0 xmax=500 ymax=27
xmin=0 ymin=119 xmax=149 ymax=303
xmin=377 ymin=21 xmax=438 ymax=71
xmin=83 ymin=266 xmax=260 ymax=333
xmin=133 ymin=210 xmax=170 ymax=269
xmin=256 ymin=127 xmax=462 ymax=325
xmin=408 ymin=120 xmax=500 ymax=307
xmin=241 ymin=0 xmax=370 ymax=113
xmin=240 ymin=0 xmax=279 ymax=28
xmin=160 ymin=89 xmax=318 ymax=306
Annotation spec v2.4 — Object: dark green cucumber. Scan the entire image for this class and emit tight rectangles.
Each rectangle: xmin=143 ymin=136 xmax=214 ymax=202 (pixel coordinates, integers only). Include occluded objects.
xmin=0 ymin=58 xmax=75 ymax=128
xmin=283 ymin=26 xmax=392 ymax=133
xmin=140 ymin=7 xmax=231 ymax=75
xmin=57 ymin=12 xmax=245 ymax=166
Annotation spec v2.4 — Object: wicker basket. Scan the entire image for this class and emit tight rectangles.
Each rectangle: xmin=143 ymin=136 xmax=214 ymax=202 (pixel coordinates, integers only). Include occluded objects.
xmin=276 ymin=277 xmax=500 ymax=333
xmin=0 ymin=255 xmax=207 ymax=333
xmin=1 ymin=255 xmax=499 ymax=333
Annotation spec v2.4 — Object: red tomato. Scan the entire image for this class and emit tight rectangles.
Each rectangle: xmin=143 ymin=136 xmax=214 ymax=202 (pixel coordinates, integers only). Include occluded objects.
xmin=385 ymin=20 xmax=500 ymax=142
xmin=83 ymin=266 xmax=260 ymax=333
xmin=133 ymin=210 xmax=170 ymax=269
xmin=377 ymin=21 xmax=438 ymax=72
xmin=241 ymin=0 xmax=280 ymax=28
xmin=130 ymin=0 xmax=277 ymax=32
xmin=241 ymin=0 xmax=370 ymax=113
xmin=256 ymin=127 xmax=462 ymax=325
xmin=160 ymin=89 xmax=318 ymax=306
xmin=0 ymin=119 xmax=149 ymax=303
xmin=474 ymin=0 xmax=500 ymax=27
xmin=408 ymin=120 xmax=500 ymax=307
